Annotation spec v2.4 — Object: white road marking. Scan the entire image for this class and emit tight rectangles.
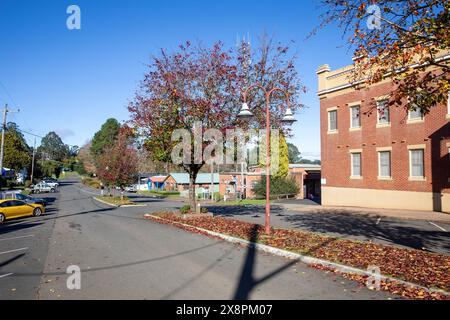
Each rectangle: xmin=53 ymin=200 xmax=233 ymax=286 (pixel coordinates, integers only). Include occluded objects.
xmin=0 ymin=273 xmax=13 ymax=279
xmin=376 ymin=218 xmax=381 ymax=225
xmin=0 ymin=235 xmax=35 ymax=242
xmin=428 ymin=222 xmax=447 ymax=232
xmin=0 ymin=247 xmax=29 ymax=256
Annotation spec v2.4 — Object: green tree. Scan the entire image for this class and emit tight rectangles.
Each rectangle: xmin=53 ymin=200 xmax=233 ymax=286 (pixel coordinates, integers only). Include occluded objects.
xmin=40 ymin=160 xmax=63 ymax=179
xmin=38 ymin=132 xmax=68 ymax=161
xmin=287 ymin=142 xmax=301 ymax=164
xmin=90 ymin=118 xmax=120 ymax=158
xmin=277 ymin=134 xmax=289 ymax=178
xmin=259 ymin=133 xmax=289 ymax=178
xmin=3 ymin=123 xmax=31 ymax=171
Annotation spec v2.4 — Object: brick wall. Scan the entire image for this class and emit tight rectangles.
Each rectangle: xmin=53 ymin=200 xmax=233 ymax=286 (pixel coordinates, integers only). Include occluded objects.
xmin=320 ymin=81 xmax=450 ymax=195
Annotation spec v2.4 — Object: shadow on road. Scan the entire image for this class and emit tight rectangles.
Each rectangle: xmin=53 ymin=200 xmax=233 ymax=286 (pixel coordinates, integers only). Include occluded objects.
xmin=0 ymin=221 xmax=44 ymax=236
xmin=233 ymin=225 xmax=298 ymax=300
xmin=209 ymin=205 xmax=284 ymax=217
xmin=0 ymin=253 xmax=25 ymax=268
xmin=283 ymin=212 xmax=450 ymax=254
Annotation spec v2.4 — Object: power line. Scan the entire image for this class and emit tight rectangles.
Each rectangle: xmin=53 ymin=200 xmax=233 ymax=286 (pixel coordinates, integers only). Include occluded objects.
xmin=16 ymin=128 xmax=79 ymax=148
xmin=0 ymin=80 xmax=18 ymax=108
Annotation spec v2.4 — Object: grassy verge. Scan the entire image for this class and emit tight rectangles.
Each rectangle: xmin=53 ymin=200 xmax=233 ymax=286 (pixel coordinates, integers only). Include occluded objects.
xmin=211 ymin=199 xmax=268 ymax=206
xmin=81 ymin=176 xmax=101 ymax=189
xmin=95 ymin=196 xmax=135 ymax=206
xmin=138 ymin=190 xmax=181 ymax=198
xmin=147 ymin=212 xmax=450 ymax=300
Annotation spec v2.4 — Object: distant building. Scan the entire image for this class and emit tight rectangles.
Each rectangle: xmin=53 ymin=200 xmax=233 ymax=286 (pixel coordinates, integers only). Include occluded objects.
xmin=317 ymin=55 xmax=450 ymax=212
xmin=219 ymin=164 xmax=321 ymax=201
xmin=166 ymin=173 xmax=220 ymax=198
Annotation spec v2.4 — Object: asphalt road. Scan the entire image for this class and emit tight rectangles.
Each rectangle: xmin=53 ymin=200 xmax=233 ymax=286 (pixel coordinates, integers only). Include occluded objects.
xmin=0 ymin=178 xmax=395 ymax=300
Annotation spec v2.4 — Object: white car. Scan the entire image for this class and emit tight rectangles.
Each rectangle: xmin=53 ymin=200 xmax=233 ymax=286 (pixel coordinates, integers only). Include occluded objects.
xmin=124 ymin=185 xmax=137 ymax=193
xmin=42 ymin=180 xmax=59 ymax=188
xmin=33 ymin=182 xmax=57 ymax=193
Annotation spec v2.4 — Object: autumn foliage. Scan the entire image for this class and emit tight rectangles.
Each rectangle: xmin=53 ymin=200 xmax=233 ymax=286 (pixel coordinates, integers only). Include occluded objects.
xmin=128 ymin=38 xmax=304 ymax=209
xmin=317 ymin=0 xmax=449 ymax=114
xmin=96 ymin=127 xmax=138 ymax=188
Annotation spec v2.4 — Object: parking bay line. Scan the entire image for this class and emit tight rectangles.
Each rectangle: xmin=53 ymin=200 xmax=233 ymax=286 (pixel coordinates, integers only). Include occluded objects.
xmin=428 ymin=222 xmax=447 ymax=232
xmin=0 ymin=273 xmax=13 ymax=279
xmin=0 ymin=235 xmax=35 ymax=242
xmin=0 ymin=247 xmax=29 ymax=256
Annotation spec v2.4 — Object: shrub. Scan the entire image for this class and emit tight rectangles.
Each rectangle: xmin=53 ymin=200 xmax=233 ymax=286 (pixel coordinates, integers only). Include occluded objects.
xmin=180 ymin=205 xmax=191 ymax=214
xmin=200 ymin=207 xmax=208 ymax=214
xmin=252 ymin=176 xmax=299 ymax=198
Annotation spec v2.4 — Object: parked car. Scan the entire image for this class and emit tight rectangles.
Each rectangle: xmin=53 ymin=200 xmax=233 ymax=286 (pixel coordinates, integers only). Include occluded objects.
xmin=33 ymin=182 xmax=57 ymax=193
xmin=42 ymin=179 xmax=59 ymax=188
xmin=0 ymin=199 xmax=45 ymax=223
xmin=14 ymin=193 xmax=47 ymax=206
xmin=0 ymin=190 xmax=21 ymax=200
xmin=124 ymin=185 xmax=137 ymax=193
xmin=0 ymin=190 xmax=46 ymax=206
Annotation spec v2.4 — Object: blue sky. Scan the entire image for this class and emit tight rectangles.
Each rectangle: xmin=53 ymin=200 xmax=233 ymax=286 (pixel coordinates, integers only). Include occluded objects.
xmin=0 ymin=0 xmax=355 ymax=160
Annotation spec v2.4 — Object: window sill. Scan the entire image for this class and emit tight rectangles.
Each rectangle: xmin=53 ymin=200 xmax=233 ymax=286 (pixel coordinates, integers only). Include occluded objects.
xmin=327 ymin=130 xmax=339 ymax=135
xmin=378 ymin=176 xmax=393 ymax=181
xmin=408 ymin=177 xmax=426 ymax=182
xmin=376 ymin=123 xmax=391 ymax=128
xmin=407 ymin=118 xmax=424 ymax=124
xmin=349 ymin=127 xmax=361 ymax=132
xmin=350 ymin=176 xmax=363 ymax=180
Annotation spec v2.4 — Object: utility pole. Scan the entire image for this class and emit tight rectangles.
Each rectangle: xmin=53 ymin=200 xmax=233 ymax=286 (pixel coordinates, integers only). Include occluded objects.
xmin=0 ymin=105 xmax=9 ymax=175
xmin=30 ymin=137 xmax=36 ymax=183
xmin=0 ymin=104 xmax=20 ymax=179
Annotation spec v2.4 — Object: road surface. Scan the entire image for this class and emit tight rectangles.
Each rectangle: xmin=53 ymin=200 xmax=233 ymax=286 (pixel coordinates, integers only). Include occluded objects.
xmin=0 ymin=178 xmax=395 ymax=300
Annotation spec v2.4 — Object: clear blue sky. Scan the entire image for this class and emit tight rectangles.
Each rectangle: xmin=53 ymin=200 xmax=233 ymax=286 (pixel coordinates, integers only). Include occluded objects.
xmin=0 ymin=0 xmax=354 ymax=160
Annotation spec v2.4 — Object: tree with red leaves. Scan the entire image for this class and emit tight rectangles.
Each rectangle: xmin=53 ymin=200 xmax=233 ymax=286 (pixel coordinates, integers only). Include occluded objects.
xmin=96 ymin=127 xmax=138 ymax=193
xmin=317 ymin=0 xmax=449 ymax=113
xmin=129 ymin=38 xmax=304 ymax=211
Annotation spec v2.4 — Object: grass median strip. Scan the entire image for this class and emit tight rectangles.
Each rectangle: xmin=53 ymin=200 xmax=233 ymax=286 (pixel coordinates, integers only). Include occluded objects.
xmin=146 ymin=212 xmax=450 ymax=300
xmin=94 ymin=196 xmax=135 ymax=206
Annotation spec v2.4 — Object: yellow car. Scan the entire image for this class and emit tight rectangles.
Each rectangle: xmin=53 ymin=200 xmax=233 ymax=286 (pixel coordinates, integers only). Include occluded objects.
xmin=0 ymin=199 xmax=45 ymax=223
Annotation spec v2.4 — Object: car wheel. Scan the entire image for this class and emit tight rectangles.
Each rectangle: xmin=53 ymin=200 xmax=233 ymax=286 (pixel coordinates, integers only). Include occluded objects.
xmin=33 ymin=208 xmax=42 ymax=217
xmin=50 ymin=188 xmax=55 ymax=193
xmin=0 ymin=213 xmax=5 ymax=223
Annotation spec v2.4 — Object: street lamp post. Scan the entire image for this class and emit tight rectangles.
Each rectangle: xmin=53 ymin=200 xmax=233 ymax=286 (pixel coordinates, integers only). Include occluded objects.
xmin=238 ymin=84 xmax=296 ymax=235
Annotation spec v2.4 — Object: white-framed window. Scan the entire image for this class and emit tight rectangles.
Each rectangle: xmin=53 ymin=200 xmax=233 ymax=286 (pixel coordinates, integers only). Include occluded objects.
xmin=409 ymin=94 xmax=424 ymax=120
xmin=350 ymin=105 xmax=361 ymax=128
xmin=409 ymin=149 xmax=424 ymax=178
xmin=328 ymin=110 xmax=338 ymax=131
xmin=378 ymin=151 xmax=391 ymax=178
xmin=409 ymin=107 xmax=423 ymax=120
xmin=351 ymin=152 xmax=362 ymax=177
xmin=447 ymin=91 xmax=450 ymax=115
xmin=377 ymin=99 xmax=390 ymax=124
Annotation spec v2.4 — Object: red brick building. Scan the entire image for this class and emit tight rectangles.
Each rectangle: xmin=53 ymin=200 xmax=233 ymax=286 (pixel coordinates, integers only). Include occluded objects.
xmin=317 ymin=57 xmax=450 ymax=212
